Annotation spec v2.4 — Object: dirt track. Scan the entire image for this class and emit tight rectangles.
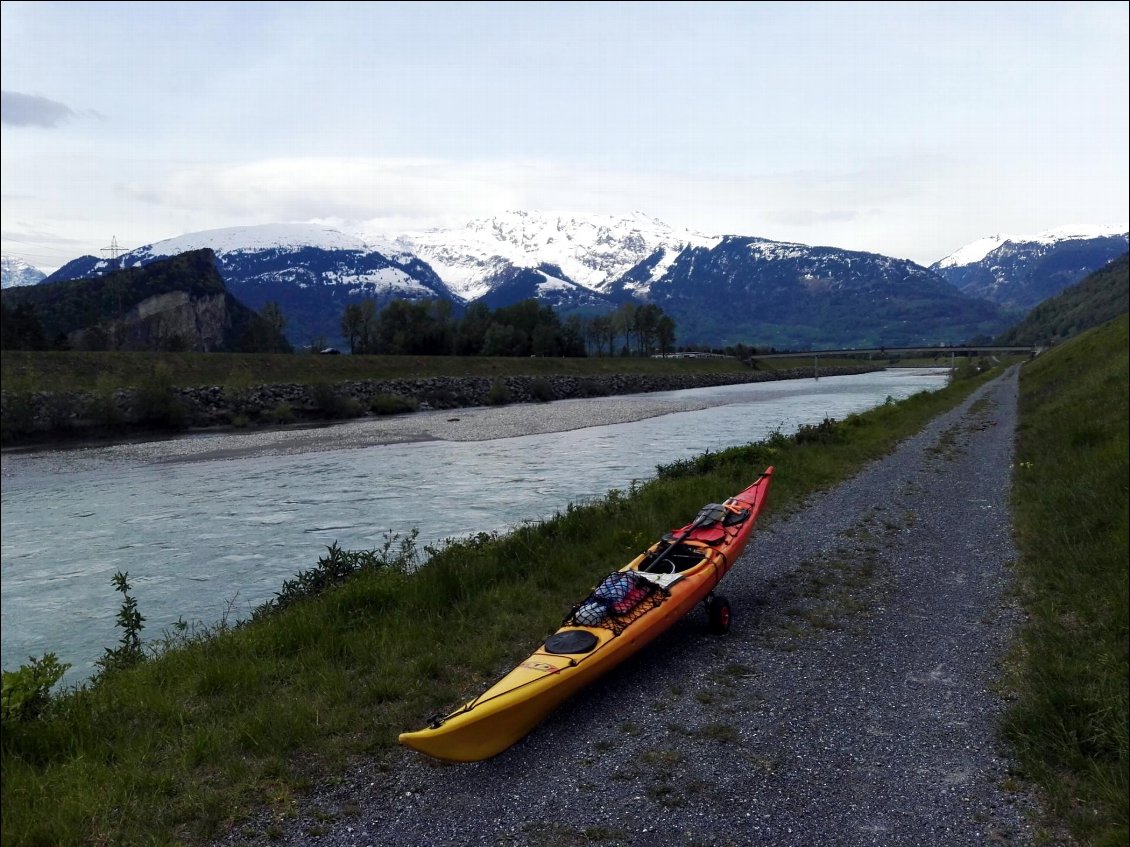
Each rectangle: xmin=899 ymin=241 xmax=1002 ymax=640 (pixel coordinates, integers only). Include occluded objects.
xmin=223 ymin=366 xmax=1061 ymax=847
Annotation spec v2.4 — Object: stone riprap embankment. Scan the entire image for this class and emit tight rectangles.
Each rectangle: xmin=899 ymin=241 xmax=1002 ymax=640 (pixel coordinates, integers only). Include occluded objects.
xmin=2 ymin=366 xmax=879 ymax=443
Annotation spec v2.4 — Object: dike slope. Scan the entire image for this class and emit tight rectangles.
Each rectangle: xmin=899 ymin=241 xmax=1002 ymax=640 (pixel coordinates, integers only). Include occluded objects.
xmin=217 ymin=365 xmax=1059 ymax=847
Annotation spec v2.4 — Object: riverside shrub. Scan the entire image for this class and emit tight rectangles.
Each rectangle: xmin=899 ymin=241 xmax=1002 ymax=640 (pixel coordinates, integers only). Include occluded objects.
xmin=1 ymin=653 xmax=69 ymax=726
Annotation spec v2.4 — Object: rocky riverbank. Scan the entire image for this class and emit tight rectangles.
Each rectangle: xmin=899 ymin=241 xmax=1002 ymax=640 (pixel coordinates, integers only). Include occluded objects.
xmin=1 ymin=365 xmax=881 ymax=446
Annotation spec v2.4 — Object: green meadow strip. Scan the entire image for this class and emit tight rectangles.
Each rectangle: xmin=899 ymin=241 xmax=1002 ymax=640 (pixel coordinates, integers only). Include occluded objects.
xmin=1004 ymin=314 xmax=1129 ymax=847
xmin=0 ymin=349 xmax=868 ymax=394
xmin=1 ymin=366 xmax=998 ymax=847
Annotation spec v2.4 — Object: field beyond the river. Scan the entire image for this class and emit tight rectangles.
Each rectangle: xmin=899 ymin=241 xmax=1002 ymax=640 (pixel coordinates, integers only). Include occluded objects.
xmin=0 ymin=349 xmax=930 ymax=393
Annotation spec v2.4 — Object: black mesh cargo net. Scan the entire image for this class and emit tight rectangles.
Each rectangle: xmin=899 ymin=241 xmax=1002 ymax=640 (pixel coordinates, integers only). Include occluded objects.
xmin=562 ymin=571 xmax=670 ymax=636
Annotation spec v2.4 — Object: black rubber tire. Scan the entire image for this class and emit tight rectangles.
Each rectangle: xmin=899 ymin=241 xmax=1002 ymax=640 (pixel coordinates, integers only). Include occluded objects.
xmin=707 ymin=594 xmax=732 ymax=635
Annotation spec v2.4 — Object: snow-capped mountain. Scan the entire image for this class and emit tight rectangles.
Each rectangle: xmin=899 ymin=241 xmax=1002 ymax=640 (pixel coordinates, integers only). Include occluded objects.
xmin=37 ymin=213 xmax=1126 ymax=350
xmin=388 ymin=211 xmax=720 ymax=301
xmin=1 ymin=255 xmax=47 ymax=289
xmin=612 ymin=236 xmax=1008 ymax=349
xmin=46 ymin=223 xmax=457 ymax=346
xmin=932 ymin=224 xmax=1129 ymax=311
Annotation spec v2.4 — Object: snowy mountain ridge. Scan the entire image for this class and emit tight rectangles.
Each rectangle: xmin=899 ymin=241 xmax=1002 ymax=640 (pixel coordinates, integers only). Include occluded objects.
xmin=115 ymin=222 xmax=441 ymax=300
xmin=27 ymin=213 xmax=1129 ymax=348
xmin=1 ymin=255 xmax=47 ymax=289
xmin=935 ymin=223 xmax=1129 ymax=269
xmin=130 ymin=222 xmax=370 ymax=259
xmin=931 ymin=224 xmax=1129 ymax=311
xmin=385 ymin=210 xmax=721 ymax=300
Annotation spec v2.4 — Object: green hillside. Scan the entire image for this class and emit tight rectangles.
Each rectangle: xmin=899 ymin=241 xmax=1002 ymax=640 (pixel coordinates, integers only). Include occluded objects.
xmin=995 ymin=252 xmax=1129 ymax=346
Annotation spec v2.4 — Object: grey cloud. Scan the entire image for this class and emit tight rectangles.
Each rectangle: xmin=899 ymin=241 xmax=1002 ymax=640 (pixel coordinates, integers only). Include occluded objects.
xmin=1 ymin=91 xmax=76 ymax=127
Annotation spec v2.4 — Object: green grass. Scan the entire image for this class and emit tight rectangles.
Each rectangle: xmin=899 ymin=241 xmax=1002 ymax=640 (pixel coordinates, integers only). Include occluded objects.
xmin=0 ymin=364 xmax=1000 ymax=846
xmin=1003 ymin=313 xmax=1129 ymax=846
xmin=0 ymin=350 xmax=794 ymax=393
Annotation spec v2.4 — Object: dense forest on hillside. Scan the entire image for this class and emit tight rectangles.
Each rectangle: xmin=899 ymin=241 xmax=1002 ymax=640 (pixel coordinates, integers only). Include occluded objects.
xmin=995 ymin=252 xmax=1129 ymax=346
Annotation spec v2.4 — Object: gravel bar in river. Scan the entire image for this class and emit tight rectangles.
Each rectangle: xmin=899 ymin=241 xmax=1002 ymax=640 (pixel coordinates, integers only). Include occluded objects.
xmin=218 ymin=366 xmax=1064 ymax=847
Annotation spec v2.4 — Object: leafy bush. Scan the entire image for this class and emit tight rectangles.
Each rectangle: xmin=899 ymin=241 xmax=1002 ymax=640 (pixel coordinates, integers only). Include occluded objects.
xmin=255 ymin=531 xmax=419 ymax=617
xmin=87 ymin=376 xmax=124 ymax=428
xmin=0 ymin=390 xmax=37 ymax=443
xmin=577 ymin=378 xmax=610 ymax=397
xmin=370 ymin=393 xmax=419 ymax=416
xmin=42 ymin=392 xmax=78 ymax=432
xmin=223 ymin=373 xmax=255 ymax=419
xmin=134 ymin=363 xmax=188 ymax=429
xmin=270 ymin=402 xmax=295 ymax=424
xmin=1 ymin=653 xmax=69 ymax=726
xmin=309 ymin=382 xmax=362 ymax=419
xmin=792 ymin=417 xmax=846 ymax=445
xmin=951 ymin=357 xmax=990 ymax=381
xmin=529 ymin=377 xmax=555 ymax=402
xmin=423 ymin=387 xmax=458 ymax=409
xmin=487 ymin=377 xmax=511 ymax=406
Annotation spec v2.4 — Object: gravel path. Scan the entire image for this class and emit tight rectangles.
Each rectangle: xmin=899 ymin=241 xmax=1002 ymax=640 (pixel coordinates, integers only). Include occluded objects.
xmin=223 ymin=366 xmax=1058 ymax=847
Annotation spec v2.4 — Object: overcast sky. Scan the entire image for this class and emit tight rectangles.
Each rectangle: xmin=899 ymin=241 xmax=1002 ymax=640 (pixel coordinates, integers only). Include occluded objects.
xmin=2 ymin=1 xmax=1127 ymax=271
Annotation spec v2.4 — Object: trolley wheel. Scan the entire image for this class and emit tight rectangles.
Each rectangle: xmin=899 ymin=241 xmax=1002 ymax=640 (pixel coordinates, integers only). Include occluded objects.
xmin=706 ymin=594 xmax=732 ymax=635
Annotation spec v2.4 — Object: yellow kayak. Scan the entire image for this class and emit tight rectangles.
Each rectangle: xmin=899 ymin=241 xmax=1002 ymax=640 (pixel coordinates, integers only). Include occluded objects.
xmin=399 ymin=467 xmax=774 ymax=762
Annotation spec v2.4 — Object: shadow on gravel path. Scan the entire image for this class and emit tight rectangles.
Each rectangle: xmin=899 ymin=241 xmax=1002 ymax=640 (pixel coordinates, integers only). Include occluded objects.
xmin=225 ymin=366 xmax=1062 ymax=847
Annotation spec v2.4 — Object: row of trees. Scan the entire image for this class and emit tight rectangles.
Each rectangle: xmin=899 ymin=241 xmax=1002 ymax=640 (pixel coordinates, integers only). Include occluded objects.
xmin=583 ymin=302 xmax=676 ymax=357
xmin=2 ymin=292 xmax=680 ymax=358
xmin=338 ymin=299 xmax=678 ymax=358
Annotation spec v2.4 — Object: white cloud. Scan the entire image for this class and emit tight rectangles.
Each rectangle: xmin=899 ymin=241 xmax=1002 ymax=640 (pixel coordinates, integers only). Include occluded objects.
xmin=135 ymin=158 xmax=530 ymax=222
xmin=5 ymin=151 xmax=1128 ymax=270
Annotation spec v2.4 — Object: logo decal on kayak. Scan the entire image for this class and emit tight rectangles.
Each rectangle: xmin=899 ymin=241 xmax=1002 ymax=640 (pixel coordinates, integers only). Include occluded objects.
xmin=520 ymin=661 xmax=561 ymax=674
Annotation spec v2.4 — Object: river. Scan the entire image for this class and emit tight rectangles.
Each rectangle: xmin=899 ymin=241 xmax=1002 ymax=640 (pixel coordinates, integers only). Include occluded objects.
xmin=1 ymin=368 xmax=949 ymax=684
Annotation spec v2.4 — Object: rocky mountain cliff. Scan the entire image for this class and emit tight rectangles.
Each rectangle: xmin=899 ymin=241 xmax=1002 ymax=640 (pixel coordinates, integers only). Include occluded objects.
xmin=4 ymin=250 xmax=289 ymax=352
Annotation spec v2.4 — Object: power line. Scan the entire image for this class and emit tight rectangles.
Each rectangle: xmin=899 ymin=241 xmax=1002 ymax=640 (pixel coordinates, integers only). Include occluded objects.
xmin=0 ymin=250 xmax=63 ymax=264
xmin=1 ymin=238 xmax=85 ymax=267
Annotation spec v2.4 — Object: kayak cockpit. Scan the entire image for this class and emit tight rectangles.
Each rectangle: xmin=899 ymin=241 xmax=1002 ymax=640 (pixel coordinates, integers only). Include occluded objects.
xmin=636 ymin=541 xmax=709 ymax=573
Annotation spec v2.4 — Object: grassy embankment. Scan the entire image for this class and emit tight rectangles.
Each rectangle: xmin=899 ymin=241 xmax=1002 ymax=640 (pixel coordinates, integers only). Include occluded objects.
xmin=1004 ymin=313 xmax=1129 ymax=847
xmin=0 ymin=350 xmax=903 ymax=445
xmin=1 ymin=359 xmax=996 ymax=847
xmin=0 ymin=349 xmax=889 ymax=393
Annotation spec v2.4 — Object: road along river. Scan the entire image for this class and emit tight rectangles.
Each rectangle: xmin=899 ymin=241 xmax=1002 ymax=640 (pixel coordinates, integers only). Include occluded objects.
xmin=1 ymin=368 xmax=948 ymax=684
